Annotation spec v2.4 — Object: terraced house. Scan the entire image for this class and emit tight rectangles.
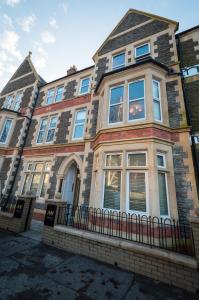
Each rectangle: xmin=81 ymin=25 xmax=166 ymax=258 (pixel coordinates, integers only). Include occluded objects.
xmin=0 ymin=9 xmax=198 ymax=223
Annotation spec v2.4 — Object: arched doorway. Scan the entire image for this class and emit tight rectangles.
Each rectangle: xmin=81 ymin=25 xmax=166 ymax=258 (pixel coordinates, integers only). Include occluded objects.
xmin=61 ymin=160 xmax=80 ymax=206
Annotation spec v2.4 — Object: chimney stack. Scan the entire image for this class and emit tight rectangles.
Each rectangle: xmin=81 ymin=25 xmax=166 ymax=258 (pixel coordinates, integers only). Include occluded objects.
xmin=67 ymin=65 xmax=77 ymax=76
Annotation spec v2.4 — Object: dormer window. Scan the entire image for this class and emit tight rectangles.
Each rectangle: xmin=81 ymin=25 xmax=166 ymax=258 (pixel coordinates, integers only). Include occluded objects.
xmin=112 ymin=53 xmax=125 ymax=70
xmin=135 ymin=43 xmax=150 ymax=59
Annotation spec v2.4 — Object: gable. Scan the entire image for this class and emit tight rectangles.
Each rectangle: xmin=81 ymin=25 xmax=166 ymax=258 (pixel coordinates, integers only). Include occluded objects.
xmin=10 ymin=59 xmax=32 ymax=81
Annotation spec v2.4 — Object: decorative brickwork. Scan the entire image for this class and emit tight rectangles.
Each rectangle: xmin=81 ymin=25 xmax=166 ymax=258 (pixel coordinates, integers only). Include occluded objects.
xmin=55 ymin=111 xmax=72 ymax=144
xmin=10 ymin=59 xmax=32 ymax=81
xmin=154 ymin=33 xmax=174 ymax=66
xmin=0 ymin=158 xmax=12 ymax=191
xmin=25 ymin=119 xmax=38 ymax=147
xmin=89 ymin=100 xmax=99 ymax=137
xmin=64 ymin=80 xmax=77 ymax=100
xmin=110 ymin=12 xmax=151 ymax=37
xmin=166 ymin=80 xmax=181 ymax=128
xmin=184 ymin=80 xmax=199 ymax=131
xmin=9 ymin=119 xmax=24 ymax=148
xmin=82 ymin=152 xmax=94 ymax=205
xmin=180 ymin=39 xmax=199 ymax=67
xmin=95 ymin=57 xmax=109 ymax=84
xmin=1 ymin=73 xmax=36 ymax=96
xmin=36 ymin=90 xmax=45 ymax=107
xmin=98 ymin=20 xmax=169 ymax=56
xmin=20 ymin=86 xmax=34 ymax=109
xmin=0 ymin=96 xmax=5 ymax=108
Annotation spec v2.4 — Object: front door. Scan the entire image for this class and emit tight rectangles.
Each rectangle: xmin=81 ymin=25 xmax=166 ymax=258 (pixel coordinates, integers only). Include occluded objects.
xmin=62 ymin=163 xmax=77 ymax=204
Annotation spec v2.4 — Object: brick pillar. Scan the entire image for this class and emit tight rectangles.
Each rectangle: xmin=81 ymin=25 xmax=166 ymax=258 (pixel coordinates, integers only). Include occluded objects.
xmin=189 ymin=211 xmax=199 ymax=264
xmin=45 ymin=200 xmax=67 ymax=227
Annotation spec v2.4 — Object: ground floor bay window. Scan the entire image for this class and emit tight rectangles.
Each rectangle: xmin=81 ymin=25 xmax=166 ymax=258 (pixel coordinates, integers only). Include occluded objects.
xmin=100 ymin=148 xmax=174 ymax=218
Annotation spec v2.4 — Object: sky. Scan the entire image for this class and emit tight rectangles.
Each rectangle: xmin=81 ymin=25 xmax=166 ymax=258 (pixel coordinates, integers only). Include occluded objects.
xmin=0 ymin=0 xmax=198 ymax=90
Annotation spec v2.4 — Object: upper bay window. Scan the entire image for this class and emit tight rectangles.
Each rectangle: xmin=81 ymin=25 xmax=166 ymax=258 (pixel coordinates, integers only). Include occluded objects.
xmin=135 ymin=43 xmax=150 ymax=58
xmin=109 ymin=86 xmax=124 ymax=124
xmin=46 ymin=86 xmax=64 ymax=105
xmin=79 ymin=77 xmax=90 ymax=95
xmin=112 ymin=53 xmax=125 ymax=70
xmin=0 ymin=118 xmax=12 ymax=144
xmin=4 ymin=92 xmax=23 ymax=111
xmin=72 ymin=109 xmax=86 ymax=140
xmin=36 ymin=115 xmax=58 ymax=144
xmin=153 ymin=80 xmax=162 ymax=121
xmin=128 ymin=80 xmax=145 ymax=121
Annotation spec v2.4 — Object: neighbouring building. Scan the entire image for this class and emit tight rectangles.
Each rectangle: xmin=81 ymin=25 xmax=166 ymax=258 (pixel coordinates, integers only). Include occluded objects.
xmin=0 ymin=9 xmax=198 ymax=223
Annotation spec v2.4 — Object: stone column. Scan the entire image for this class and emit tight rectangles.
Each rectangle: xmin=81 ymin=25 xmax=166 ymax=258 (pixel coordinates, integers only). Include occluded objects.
xmin=189 ymin=209 xmax=199 ymax=264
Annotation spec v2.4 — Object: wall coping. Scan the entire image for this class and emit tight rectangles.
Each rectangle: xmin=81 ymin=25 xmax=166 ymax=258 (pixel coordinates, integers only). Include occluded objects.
xmin=54 ymin=225 xmax=197 ymax=270
xmin=0 ymin=211 xmax=13 ymax=218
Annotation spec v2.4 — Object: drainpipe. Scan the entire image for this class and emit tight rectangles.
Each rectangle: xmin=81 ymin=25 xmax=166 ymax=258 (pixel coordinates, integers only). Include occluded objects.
xmin=3 ymin=87 xmax=39 ymax=207
xmin=176 ymin=34 xmax=199 ymax=195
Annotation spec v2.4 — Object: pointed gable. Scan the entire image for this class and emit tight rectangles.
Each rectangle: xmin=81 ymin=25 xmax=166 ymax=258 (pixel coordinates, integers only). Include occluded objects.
xmin=10 ymin=58 xmax=32 ymax=81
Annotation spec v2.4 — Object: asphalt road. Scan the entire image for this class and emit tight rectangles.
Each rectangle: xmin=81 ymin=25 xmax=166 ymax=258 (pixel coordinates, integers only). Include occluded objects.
xmin=0 ymin=224 xmax=199 ymax=300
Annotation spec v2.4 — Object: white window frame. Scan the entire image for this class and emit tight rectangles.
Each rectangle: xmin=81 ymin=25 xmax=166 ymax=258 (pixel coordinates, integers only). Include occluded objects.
xmin=79 ymin=77 xmax=91 ymax=95
xmin=4 ymin=92 xmax=23 ymax=111
xmin=36 ymin=115 xmax=58 ymax=144
xmin=112 ymin=52 xmax=125 ymax=70
xmin=46 ymin=88 xmax=55 ymax=105
xmin=105 ymin=153 xmax=123 ymax=167
xmin=0 ymin=118 xmax=13 ymax=144
xmin=152 ymin=79 xmax=162 ymax=122
xmin=72 ymin=109 xmax=87 ymax=140
xmin=127 ymin=151 xmax=147 ymax=168
xmin=135 ymin=43 xmax=150 ymax=58
xmin=126 ymin=170 xmax=149 ymax=215
xmin=108 ymin=85 xmax=124 ymax=125
xmin=128 ymin=79 xmax=146 ymax=122
xmin=54 ymin=86 xmax=64 ymax=102
xmin=157 ymin=152 xmax=166 ymax=169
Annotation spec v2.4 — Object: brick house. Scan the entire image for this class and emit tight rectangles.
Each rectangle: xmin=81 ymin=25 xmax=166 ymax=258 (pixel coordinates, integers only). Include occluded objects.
xmin=0 ymin=9 xmax=198 ymax=223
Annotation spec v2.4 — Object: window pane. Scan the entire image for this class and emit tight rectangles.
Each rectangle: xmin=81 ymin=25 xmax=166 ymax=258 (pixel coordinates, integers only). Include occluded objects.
xmin=40 ymin=174 xmax=50 ymax=198
xmin=5 ymin=95 xmax=14 ymax=109
xmin=49 ymin=116 xmax=57 ymax=128
xmin=46 ymin=89 xmax=54 ymax=104
xmin=34 ymin=163 xmax=43 ymax=172
xmin=40 ymin=119 xmax=48 ymax=130
xmin=80 ymin=78 xmax=90 ymax=94
xmin=82 ymin=78 xmax=90 ymax=86
xmin=154 ymin=100 xmax=161 ymax=121
xmin=30 ymin=174 xmax=41 ymax=196
xmin=106 ymin=154 xmax=121 ymax=166
xmin=153 ymin=81 xmax=159 ymax=99
xmin=129 ymin=172 xmax=146 ymax=212
xmin=55 ymin=87 xmax=63 ymax=102
xmin=109 ymin=104 xmax=123 ymax=123
xmin=76 ymin=110 xmax=86 ymax=123
xmin=103 ymin=171 xmax=120 ymax=210
xmin=45 ymin=162 xmax=51 ymax=171
xmin=157 ymin=155 xmax=165 ymax=167
xmin=136 ymin=44 xmax=149 ymax=57
xmin=22 ymin=174 xmax=31 ymax=194
xmin=129 ymin=99 xmax=145 ymax=120
xmin=46 ymin=129 xmax=55 ymax=142
xmin=112 ymin=53 xmax=125 ymax=69
xmin=27 ymin=163 xmax=33 ymax=171
xmin=128 ymin=153 xmax=146 ymax=166
xmin=0 ymin=119 xmax=12 ymax=143
xmin=14 ymin=93 xmax=22 ymax=111
xmin=158 ymin=173 xmax=168 ymax=215
xmin=129 ymin=81 xmax=144 ymax=100
xmin=110 ymin=86 xmax=124 ymax=105
xmin=74 ymin=124 xmax=84 ymax=139
xmin=37 ymin=131 xmax=45 ymax=143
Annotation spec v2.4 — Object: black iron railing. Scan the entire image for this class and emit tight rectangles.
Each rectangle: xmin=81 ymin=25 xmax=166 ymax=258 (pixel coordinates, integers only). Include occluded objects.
xmin=57 ymin=204 xmax=195 ymax=257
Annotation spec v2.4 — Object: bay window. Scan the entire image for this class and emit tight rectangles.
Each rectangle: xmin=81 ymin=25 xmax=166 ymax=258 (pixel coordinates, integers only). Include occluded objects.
xmin=128 ymin=80 xmax=145 ymax=121
xmin=157 ymin=153 xmax=169 ymax=216
xmin=109 ymin=85 xmax=124 ymax=124
xmin=22 ymin=162 xmax=51 ymax=198
xmin=153 ymin=80 xmax=162 ymax=121
xmin=0 ymin=119 xmax=12 ymax=144
xmin=72 ymin=109 xmax=86 ymax=139
xmin=36 ymin=115 xmax=58 ymax=144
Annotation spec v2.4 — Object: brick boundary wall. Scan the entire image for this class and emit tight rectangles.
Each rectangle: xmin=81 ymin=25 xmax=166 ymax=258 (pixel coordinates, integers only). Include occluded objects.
xmin=0 ymin=196 xmax=35 ymax=233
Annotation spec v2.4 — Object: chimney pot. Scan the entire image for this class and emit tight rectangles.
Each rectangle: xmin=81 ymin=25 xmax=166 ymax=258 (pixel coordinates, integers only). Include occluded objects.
xmin=67 ymin=65 xmax=77 ymax=76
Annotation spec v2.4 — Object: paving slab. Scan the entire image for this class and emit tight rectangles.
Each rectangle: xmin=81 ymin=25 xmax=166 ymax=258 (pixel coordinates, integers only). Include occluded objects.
xmin=0 ymin=228 xmax=199 ymax=300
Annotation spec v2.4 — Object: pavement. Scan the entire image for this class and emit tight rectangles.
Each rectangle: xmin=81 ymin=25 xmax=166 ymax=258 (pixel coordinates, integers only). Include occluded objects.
xmin=0 ymin=221 xmax=199 ymax=300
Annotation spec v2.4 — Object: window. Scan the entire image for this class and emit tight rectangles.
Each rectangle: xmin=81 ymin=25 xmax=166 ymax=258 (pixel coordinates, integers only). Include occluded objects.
xmin=22 ymin=162 xmax=51 ymax=198
xmin=103 ymin=154 xmax=122 ymax=210
xmin=109 ymin=86 xmax=124 ymax=124
xmin=128 ymin=80 xmax=145 ymax=121
xmin=135 ymin=43 xmax=150 ymax=58
xmin=36 ymin=116 xmax=58 ymax=144
xmin=183 ymin=64 xmax=199 ymax=78
xmin=128 ymin=152 xmax=146 ymax=167
xmin=55 ymin=86 xmax=64 ymax=102
xmin=112 ymin=53 xmax=125 ymax=70
xmin=0 ymin=119 xmax=12 ymax=144
xmin=79 ymin=77 xmax=90 ymax=95
xmin=4 ymin=93 xmax=23 ymax=111
xmin=46 ymin=89 xmax=55 ymax=105
xmin=157 ymin=153 xmax=169 ymax=216
xmin=73 ymin=109 xmax=86 ymax=139
xmin=153 ymin=80 xmax=162 ymax=121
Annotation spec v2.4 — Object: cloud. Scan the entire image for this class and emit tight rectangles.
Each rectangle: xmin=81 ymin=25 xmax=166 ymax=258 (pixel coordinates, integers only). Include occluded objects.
xmin=33 ymin=41 xmax=48 ymax=70
xmin=41 ymin=31 xmax=56 ymax=44
xmin=6 ymin=0 xmax=21 ymax=7
xmin=1 ymin=30 xmax=22 ymax=60
xmin=17 ymin=15 xmax=36 ymax=32
xmin=49 ymin=17 xmax=58 ymax=29
xmin=3 ymin=14 xmax=13 ymax=28
xmin=62 ymin=2 xmax=68 ymax=14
